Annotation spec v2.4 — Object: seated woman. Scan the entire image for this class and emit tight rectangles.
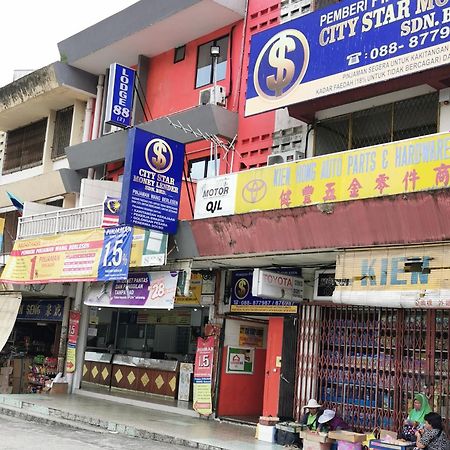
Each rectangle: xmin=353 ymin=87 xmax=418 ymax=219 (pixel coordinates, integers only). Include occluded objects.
xmin=400 ymin=393 xmax=431 ymax=441
xmin=300 ymin=399 xmax=324 ymax=431
xmin=317 ymin=409 xmax=350 ymax=433
xmin=415 ymin=412 xmax=450 ymax=450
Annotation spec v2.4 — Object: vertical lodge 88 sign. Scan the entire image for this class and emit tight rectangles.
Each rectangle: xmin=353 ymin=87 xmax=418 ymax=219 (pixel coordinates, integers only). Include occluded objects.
xmin=120 ymin=129 xmax=184 ymax=234
xmin=246 ymin=0 xmax=450 ymax=115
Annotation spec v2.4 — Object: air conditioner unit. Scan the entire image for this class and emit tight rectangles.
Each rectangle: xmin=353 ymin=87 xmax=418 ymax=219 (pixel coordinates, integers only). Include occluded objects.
xmin=267 ymin=150 xmax=304 ymax=166
xmin=199 ymin=86 xmax=226 ymax=107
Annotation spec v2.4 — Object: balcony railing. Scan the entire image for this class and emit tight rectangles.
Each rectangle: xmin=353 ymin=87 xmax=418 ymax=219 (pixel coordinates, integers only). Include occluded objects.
xmin=17 ymin=204 xmax=103 ymax=239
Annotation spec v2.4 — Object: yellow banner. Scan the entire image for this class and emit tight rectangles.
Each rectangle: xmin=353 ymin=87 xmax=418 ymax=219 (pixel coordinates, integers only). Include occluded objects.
xmin=333 ymin=244 xmax=450 ymax=308
xmin=1 ymin=229 xmax=104 ymax=284
xmin=236 ymin=132 xmax=450 ymax=214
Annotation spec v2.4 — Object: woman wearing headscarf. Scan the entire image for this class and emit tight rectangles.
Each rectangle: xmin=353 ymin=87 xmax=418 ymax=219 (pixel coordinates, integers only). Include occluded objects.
xmin=400 ymin=393 xmax=432 ymax=441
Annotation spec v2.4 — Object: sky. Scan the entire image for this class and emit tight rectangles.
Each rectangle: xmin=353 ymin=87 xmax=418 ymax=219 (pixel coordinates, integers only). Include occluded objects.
xmin=0 ymin=1 xmax=139 ymax=87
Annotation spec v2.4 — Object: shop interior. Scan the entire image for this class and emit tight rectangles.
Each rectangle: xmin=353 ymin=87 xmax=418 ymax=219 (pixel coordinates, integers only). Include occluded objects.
xmin=86 ymin=306 xmax=209 ymax=362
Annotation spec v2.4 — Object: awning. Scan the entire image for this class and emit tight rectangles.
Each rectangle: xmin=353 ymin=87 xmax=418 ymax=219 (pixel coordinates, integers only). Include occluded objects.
xmin=0 ymin=293 xmax=22 ymax=352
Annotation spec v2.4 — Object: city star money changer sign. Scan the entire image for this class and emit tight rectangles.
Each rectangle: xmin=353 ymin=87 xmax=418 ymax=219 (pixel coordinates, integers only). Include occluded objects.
xmin=246 ymin=0 xmax=450 ymax=115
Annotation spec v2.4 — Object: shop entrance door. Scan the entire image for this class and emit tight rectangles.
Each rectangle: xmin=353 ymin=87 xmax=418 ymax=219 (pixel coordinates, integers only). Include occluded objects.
xmin=263 ymin=317 xmax=283 ymax=416
xmin=278 ymin=316 xmax=298 ymax=420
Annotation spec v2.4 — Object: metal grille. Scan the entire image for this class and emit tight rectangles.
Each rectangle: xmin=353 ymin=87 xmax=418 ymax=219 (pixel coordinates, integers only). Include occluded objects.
xmin=52 ymin=106 xmax=73 ymax=159
xmin=315 ymin=93 xmax=439 ymax=156
xmin=296 ymin=305 xmax=449 ymax=434
xmin=3 ymin=118 xmax=47 ymax=173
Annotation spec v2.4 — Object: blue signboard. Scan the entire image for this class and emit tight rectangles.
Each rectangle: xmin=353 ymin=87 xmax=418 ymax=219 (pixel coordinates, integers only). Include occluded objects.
xmin=98 ymin=225 xmax=133 ymax=281
xmin=230 ymin=270 xmax=298 ymax=313
xmin=246 ymin=0 xmax=450 ymax=116
xmin=119 ymin=128 xmax=184 ymax=234
xmin=17 ymin=300 xmax=65 ymax=321
xmin=104 ymin=63 xmax=135 ymax=128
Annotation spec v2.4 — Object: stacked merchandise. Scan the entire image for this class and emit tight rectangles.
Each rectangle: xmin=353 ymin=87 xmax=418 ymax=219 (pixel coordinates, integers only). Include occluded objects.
xmin=27 ymin=356 xmax=58 ymax=393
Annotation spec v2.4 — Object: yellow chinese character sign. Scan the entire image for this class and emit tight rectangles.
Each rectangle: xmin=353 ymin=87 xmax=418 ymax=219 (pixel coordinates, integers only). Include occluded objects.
xmin=235 ymin=132 xmax=450 ymax=214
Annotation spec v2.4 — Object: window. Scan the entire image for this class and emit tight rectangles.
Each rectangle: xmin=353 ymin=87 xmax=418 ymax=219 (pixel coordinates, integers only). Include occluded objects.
xmin=0 ymin=210 xmax=20 ymax=255
xmin=314 ymin=92 xmax=438 ymax=156
xmin=3 ymin=119 xmax=47 ymax=173
xmin=174 ymin=45 xmax=186 ymax=63
xmin=195 ymin=35 xmax=229 ymax=89
xmin=188 ymin=156 xmax=220 ymax=180
xmin=52 ymin=106 xmax=73 ymax=159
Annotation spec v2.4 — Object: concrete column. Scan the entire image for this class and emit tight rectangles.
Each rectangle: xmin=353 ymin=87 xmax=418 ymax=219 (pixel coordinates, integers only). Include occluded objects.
xmin=58 ymin=296 xmax=72 ymax=373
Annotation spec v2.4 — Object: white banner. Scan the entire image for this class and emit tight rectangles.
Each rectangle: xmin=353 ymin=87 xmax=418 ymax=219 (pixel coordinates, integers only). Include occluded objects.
xmin=0 ymin=293 xmax=22 ymax=352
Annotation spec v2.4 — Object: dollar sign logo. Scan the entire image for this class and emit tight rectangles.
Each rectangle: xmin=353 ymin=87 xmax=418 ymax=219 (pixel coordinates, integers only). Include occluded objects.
xmin=266 ymin=36 xmax=296 ymax=97
xmin=151 ymin=141 xmax=168 ymax=170
xmin=236 ymin=279 xmax=248 ymax=298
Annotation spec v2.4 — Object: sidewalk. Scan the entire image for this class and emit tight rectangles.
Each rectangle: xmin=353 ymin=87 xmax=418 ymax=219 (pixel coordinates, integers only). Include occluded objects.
xmin=0 ymin=393 xmax=281 ymax=450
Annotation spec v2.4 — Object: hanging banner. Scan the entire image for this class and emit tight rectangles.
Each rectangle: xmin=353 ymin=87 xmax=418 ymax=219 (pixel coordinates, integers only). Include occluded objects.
xmin=0 ymin=293 xmax=22 ymax=353
xmin=119 ymin=128 xmax=184 ymax=234
xmin=0 ymin=217 xmax=5 ymax=253
xmin=129 ymin=227 xmax=168 ymax=267
xmin=1 ymin=229 xmax=104 ymax=284
xmin=231 ymin=270 xmax=298 ymax=314
xmin=98 ymin=225 xmax=133 ymax=281
xmin=104 ymin=63 xmax=135 ymax=128
xmin=66 ymin=342 xmax=76 ymax=373
xmin=333 ymin=244 xmax=450 ymax=308
xmin=68 ymin=310 xmax=81 ymax=345
xmin=193 ymin=336 xmax=214 ymax=416
xmin=85 ymin=271 xmax=179 ymax=309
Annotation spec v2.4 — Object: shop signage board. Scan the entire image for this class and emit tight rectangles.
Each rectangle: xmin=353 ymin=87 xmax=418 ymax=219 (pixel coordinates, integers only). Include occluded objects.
xmin=193 ymin=336 xmax=214 ymax=416
xmin=175 ymin=272 xmax=202 ymax=305
xmin=119 ymin=128 xmax=184 ymax=234
xmin=252 ymin=268 xmax=304 ymax=302
xmin=226 ymin=346 xmax=254 ymax=374
xmin=239 ymin=325 xmax=264 ymax=348
xmin=98 ymin=225 xmax=133 ymax=281
xmin=193 ymin=132 xmax=450 ymax=218
xmin=17 ymin=300 xmax=65 ymax=321
xmin=104 ymin=63 xmax=135 ymax=128
xmin=231 ymin=270 xmax=298 ymax=314
xmin=333 ymin=244 xmax=450 ymax=308
xmin=85 ymin=271 xmax=179 ymax=309
xmin=245 ymin=0 xmax=450 ymax=116
xmin=194 ymin=174 xmax=237 ymax=219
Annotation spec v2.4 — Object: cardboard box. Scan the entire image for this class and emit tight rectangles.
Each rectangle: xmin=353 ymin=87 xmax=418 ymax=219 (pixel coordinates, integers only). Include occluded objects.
xmin=369 ymin=439 xmax=415 ymax=450
xmin=259 ymin=416 xmax=279 ymax=426
xmin=51 ymin=382 xmax=68 ymax=395
xmin=303 ymin=441 xmax=333 ymax=450
xmin=304 ymin=431 xmax=334 ymax=443
xmin=256 ymin=424 xmax=276 ymax=443
xmin=329 ymin=431 xmax=367 ymax=443
xmin=380 ymin=430 xmax=398 ymax=441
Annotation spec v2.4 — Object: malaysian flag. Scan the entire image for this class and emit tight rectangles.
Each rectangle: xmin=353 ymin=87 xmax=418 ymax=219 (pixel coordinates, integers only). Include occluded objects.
xmin=102 ymin=196 xmax=120 ymax=228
